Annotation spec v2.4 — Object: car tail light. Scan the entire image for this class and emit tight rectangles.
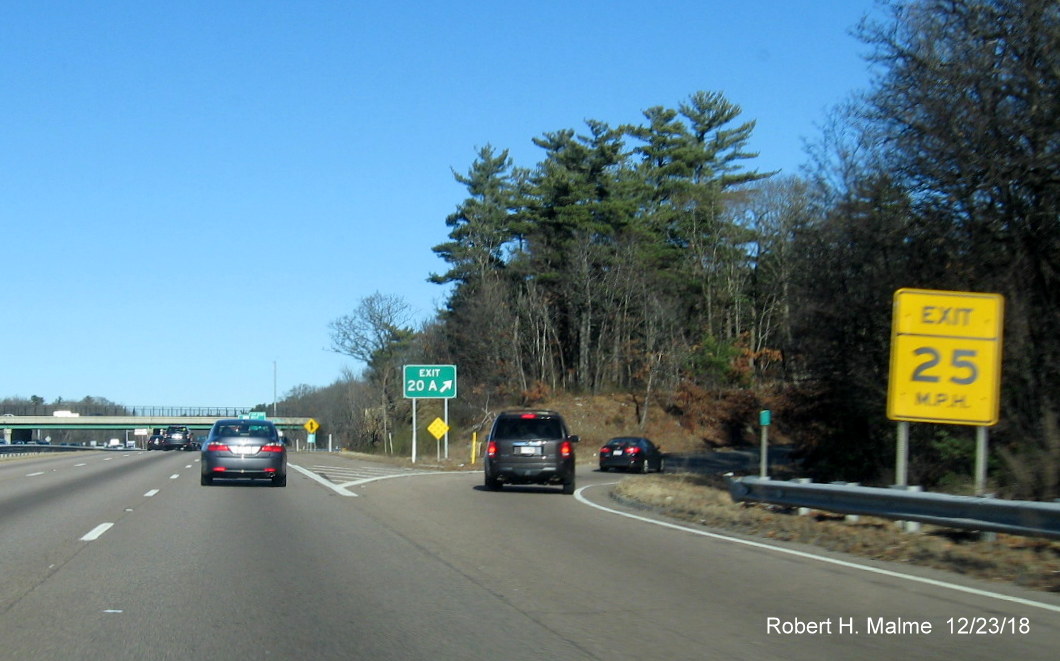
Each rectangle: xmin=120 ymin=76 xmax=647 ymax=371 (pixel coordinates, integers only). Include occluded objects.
xmin=260 ymin=444 xmax=284 ymax=453
xmin=599 ymin=447 xmax=610 ymax=455
xmin=207 ymin=443 xmax=230 ymax=452
xmin=487 ymin=441 xmax=498 ymax=458
xmin=560 ymin=440 xmax=573 ymax=458
xmin=626 ymin=446 xmax=641 ymax=456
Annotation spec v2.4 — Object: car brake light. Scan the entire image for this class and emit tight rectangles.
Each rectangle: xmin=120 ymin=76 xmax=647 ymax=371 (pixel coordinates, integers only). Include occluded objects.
xmin=264 ymin=467 xmax=277 ymax=473
xmin=207 ymin=443 xmax=230 ymax=452
xmin=260 ymin=444 xmax=284 ymax=453
xmin=560 ymin=440 xmax=572 ymax=458
xmin=487 ymin=441 xmax=498 ymax=458
xmin=599 ymin=447 xmax=610 ymax=454
xmin=212 ymin=467 xmax=227 ymax=472
xmin=520 ymin=413 xmax=537 ymax=419
xmin=626 ymin=446 xmax=641 ymax=455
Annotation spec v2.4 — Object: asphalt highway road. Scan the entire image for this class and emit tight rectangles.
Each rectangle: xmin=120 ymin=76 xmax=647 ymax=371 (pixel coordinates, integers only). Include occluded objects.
xmin=1 ymin=450 xmax=1058 ymax=660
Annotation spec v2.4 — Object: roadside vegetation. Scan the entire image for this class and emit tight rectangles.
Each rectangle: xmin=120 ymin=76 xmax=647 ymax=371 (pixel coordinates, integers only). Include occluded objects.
xmin=312 ymin=0 xmax=1059 ymax=501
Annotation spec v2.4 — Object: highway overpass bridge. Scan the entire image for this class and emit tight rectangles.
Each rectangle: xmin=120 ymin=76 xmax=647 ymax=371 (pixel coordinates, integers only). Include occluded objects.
xmin=1 ymin=414 xmax=313 ymax=444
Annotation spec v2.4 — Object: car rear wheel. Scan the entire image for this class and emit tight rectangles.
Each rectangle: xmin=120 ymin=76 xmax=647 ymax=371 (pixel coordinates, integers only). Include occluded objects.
xmin=641 ymin=460 xmax=651 ymax=474
xmin=272 ymin=474 xmax=287 ymax=487
xmin=562 ymin=477 xmax=575 ymax=495
xmin=200 ymin=474 xmax=213 ymax=486
xmin=484 ymin=474 xmax=502 ymax=491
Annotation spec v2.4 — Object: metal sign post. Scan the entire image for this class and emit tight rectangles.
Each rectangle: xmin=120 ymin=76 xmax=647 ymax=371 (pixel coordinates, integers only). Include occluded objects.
xmin=887 ymin=289 xmax=1003 ymax=490
xmin=403 ymin=365 xmax=458 ymax=464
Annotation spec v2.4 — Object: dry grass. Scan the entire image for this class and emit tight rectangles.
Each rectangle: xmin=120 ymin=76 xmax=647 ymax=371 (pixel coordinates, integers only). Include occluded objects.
xmin=613 ymin=473 xmax=1060 ymax=592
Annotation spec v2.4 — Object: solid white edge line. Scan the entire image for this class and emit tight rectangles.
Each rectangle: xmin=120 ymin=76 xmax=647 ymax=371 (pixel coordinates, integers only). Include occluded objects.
xmin=288 ymin=463 xmax=358 ymax=496
xmin=337 ymin=470 xmax=454 ymax=488
xmin=80 ymin=523 xmax=114 ymax=541
xmin=574 ymin=483 xmax=1060 ymax=614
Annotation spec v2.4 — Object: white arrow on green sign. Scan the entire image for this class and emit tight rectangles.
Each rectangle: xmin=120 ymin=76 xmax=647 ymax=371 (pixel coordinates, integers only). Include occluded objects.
xmin=403 ymin=364 xmax=457 ymax=399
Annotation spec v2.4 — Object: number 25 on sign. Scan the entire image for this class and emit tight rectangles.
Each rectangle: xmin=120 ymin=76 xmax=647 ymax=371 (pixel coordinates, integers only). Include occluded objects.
xmin=887 ymin=289 xmax=1003 ymax=426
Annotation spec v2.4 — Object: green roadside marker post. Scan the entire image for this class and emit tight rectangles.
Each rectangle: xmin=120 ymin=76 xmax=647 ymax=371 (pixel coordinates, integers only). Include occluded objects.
xmin=759 ymin=410 xmax=772 ymax=478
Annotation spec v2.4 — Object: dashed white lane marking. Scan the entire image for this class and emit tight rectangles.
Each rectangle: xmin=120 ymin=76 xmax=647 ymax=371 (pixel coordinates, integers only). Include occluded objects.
xmin=144 ymin=489 xmax=159 ymax=497
xmin=26 ymin=471 xmax=45 ymax=477
xmin=169 ymin=474 xmax=180 ymax=479
xmin=80 ymin=523 xmax=114 ymax=541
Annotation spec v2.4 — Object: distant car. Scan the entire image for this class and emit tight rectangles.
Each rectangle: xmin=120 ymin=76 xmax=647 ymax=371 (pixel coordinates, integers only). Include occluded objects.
xmin=162 ymin=425 xmax=194 ymax=451
xmin=483 ymin=410 xmax=578 ymax=494
xmin=200 ymin=419 xmax=287 ymax=487
xmin=146 ymin=434 xmax=165 ymax=451
xmin=598 ymin=437 xmax=665 ymax=473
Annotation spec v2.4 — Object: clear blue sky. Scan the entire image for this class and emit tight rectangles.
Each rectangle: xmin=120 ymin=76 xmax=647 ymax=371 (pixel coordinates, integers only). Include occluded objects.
xmin=1 ymin=1 xmax=882 ymax=408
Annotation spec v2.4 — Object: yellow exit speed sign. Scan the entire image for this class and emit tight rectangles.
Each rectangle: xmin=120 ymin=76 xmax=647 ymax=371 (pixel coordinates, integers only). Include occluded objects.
xmin=887 ymin=289 xmax=1003 ymax=426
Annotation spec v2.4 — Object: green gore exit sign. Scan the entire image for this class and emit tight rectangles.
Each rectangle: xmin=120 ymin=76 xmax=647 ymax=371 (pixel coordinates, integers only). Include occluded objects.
xmin=403 ymin=364 xmax=457 ymax=399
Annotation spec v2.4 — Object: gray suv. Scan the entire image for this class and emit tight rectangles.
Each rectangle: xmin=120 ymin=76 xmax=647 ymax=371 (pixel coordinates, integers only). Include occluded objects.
xmin=483 ymin=410 xmax=579 ymax=494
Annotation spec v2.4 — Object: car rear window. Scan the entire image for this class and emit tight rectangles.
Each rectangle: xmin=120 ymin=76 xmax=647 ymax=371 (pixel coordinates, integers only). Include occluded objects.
xmin=215 ymin=423 xmax=277 ymax=440
xmin=493 ymin=417 xmax=564 ymax=440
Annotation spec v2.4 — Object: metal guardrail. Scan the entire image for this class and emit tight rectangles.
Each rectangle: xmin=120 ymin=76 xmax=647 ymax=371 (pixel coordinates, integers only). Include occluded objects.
xmin=728 ymin=476 xmax=1060 ymax=540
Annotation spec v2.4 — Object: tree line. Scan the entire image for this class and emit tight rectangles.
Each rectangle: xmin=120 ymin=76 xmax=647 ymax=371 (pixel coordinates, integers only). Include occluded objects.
xmin=317 ymin=0 xmax=1058 ymax=498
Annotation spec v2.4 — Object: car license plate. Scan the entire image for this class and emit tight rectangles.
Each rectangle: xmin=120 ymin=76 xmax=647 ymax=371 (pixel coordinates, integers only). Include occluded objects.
xmin=235 ymin=446 xmax=259 ymax=455
xmin=613 ymin=449 xmax=623 ymax=456
xmin=516 ymin=445 xmax=538 ymax=456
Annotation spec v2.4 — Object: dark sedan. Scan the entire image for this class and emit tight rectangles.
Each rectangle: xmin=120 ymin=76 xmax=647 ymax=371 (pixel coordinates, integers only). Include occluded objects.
xmin=598 ymin=436 xmax=665 ymax=473
xmin=200 ymin=419 xmax=287 ymax=487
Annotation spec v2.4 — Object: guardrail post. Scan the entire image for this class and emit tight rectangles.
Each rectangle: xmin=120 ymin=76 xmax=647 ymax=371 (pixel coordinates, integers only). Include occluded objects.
xmin=890 ymin=484 xmax=922 ymax=533
xmin=844 ymin=483 xmax=860 ymax=523
xmin=795 ymin=478 xmax=812 ymax=516
xmin=978 ymin=493 xmax=998 ymax=542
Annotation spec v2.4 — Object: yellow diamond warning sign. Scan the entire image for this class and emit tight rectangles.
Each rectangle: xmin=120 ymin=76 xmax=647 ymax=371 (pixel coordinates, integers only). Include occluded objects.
xmin=427 ymin=417 xmax=449 ymax=440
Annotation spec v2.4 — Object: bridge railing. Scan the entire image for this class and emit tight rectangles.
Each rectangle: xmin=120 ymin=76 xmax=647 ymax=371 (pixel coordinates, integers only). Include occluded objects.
xmin=1 ymin=443 xmax=115 ymax=456
xmin=1 ymin=405 xmax=260 ymax=417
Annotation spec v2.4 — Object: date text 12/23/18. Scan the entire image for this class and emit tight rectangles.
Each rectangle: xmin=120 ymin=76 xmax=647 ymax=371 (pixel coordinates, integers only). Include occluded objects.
xmin=766 ymin=616 xmax=1030 ymax=636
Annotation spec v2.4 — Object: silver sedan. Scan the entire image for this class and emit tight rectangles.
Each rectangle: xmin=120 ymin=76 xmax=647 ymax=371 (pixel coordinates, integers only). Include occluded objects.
xmin=200 ymin=419 xmax=288 ymax=487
